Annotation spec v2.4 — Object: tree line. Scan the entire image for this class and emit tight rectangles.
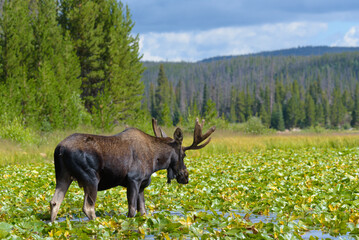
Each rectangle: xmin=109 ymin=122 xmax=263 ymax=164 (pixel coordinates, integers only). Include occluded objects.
xmin=2 ymin=0 xmax=359 ymax=134
xmin=145 ymin=53 xmax=359 ymax=130
xmin=0 ymin=0 xmax=144 ymax=131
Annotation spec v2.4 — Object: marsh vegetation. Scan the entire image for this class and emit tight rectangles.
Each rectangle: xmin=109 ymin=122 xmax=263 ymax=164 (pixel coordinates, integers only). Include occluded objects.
xmin=1 ymin=131 xmax=359 ymax=239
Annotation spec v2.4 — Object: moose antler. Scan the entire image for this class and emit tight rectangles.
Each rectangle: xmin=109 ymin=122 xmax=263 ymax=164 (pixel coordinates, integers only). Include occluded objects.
xmin=152 ymin=118 xmax=168 ymax=138
xmin=183 ymin=118 xmax=216 ymax=151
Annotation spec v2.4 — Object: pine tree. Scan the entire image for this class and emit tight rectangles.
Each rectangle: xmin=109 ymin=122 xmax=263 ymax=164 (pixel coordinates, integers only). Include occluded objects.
xmin=330 ymin=87 xmax=346 ymax=127
xmin=62 ymin=0 xmax=106 ymax=112
xmin=244 ymin=87 xmax=254 ymax=120
xmin=274 ymin=77 xmax=285 ymax=105
xmin=351 ymin=84 xmax=359 ymax=127
xmin=59 ymin=0 xmax=144 ymax=129
xmin=284 ymin=80 xmax=303 ymax=128
xmin=91 ymin=83 xmax=115 ymax=130
xmin=174 ymin=80 xmax=185 ymax=123
xmin=0 ymin=0 xmax=36 ymax=125
xmin=322 ymin=92 xmax=330 ymax=127
xmin=277 ymin=104 xmax=285 ymax=131
xmin=203 ymin=99 xmax=217 ymax=124
xmin=315 ymin=103 xmax=324 ymax=126
xmin=0 ymin=0 xmax=86 ymax=130
xmin=298 ymin=97 xmax=306 ymax=128
xmin=236 ymin=90 xmax=246 ymax=122
xmin=304 ymin=93 xmax=315 ymax=127
xmin=271 ymin=102 xmax=285 ymax=131
xmin=33 ymin=0 xmax=84 ymax=130
xmin=102 ymin=1 xmax=144 ymax=123
xmin=186 ymin=100 xmax=200 ymax=127
xmin=201 ymin=83 xmax=209 ymax=117
xmin=175 ymin=80 xmax=186 ymax=114
xmin=308 ymin=79 xmax=321 ymax=104
xmin=342 ymin=89 xmax=354 ymax=112
xmin=172 ymin=104 xmax=181 ymax=126
xmin=259 ymin=87 xmax=271 ymax=127
xmin=154 ymin=64 xmax=171 ymax=125
xmin=217 ymin=86 xmax=225 ymax=117
xmin=161 ymin=103 xmax=172 ymax=127
xmin=259 ymin=103 xmax=270 ymax=127
xmin=229 ymin=86 xmax=237 ymax=122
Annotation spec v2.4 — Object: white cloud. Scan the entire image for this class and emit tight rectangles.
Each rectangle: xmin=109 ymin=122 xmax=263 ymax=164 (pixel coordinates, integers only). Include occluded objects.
xmin=139 ymin=37 xmax=164 ymax=61
xmin=139 ymin=22 xmax=328 ymax=62
xmin=332 ymin=26 xmax=359 ymax=47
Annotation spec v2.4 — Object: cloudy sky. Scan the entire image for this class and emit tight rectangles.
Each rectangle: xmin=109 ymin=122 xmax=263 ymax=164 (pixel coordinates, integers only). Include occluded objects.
xmin=122 ymin=0 xmax=359 ymax=62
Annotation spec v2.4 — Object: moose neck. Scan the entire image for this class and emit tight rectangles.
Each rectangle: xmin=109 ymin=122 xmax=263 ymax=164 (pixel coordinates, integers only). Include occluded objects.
xmin=153 ymin=143 xmax=175 ymax=172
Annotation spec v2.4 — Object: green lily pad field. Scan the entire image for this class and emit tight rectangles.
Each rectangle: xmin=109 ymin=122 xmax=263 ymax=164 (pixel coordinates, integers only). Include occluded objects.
xmin=1 ymin=134 xmax=359 ymax=239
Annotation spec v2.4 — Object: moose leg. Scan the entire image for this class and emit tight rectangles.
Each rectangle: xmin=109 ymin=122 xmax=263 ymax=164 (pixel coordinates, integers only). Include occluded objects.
xmin=82 ymin=184 xmax=98 ymax=220
xmin=137 ymin=189 xmax=146 ymax=215
xmin=127 ymin=180 xmax=140 ymax=217
xmin=50 ymin=177 xmax=72 ymax=222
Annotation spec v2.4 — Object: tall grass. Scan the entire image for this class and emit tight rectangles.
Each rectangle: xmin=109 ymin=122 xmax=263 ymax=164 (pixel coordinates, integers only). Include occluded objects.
xmin=185 ymin=130 xmax=359 ymax=157
xmin=0 ymin=126 xmax=98 ymax=166
xmin=0 ymin=127 xmax=358 ymax=166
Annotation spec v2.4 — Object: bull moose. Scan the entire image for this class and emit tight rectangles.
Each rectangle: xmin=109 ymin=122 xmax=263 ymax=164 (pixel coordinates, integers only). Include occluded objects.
xmin=50 ymin=118 xmax=215 ymax=221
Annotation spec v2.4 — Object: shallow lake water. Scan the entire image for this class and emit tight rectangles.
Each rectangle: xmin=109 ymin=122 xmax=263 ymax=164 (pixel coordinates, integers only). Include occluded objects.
xmin=301 ymin=230 xmax=354 ymax=240
xmin=53 ymin=210 xmax=354 ymax=239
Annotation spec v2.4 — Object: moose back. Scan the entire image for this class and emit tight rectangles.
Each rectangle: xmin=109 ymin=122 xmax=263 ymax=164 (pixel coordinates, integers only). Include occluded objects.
xmin=50 ymin=118 xmax=215 ymax=221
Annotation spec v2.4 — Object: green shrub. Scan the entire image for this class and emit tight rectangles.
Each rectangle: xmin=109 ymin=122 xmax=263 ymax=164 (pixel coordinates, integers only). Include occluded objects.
xmin=0 ymin=116 xmax=38 ymax=144
xmin=304 ymin=125 xmax=328 ymax=134
xmin=241 ymin=117 xmax=271 ymax=135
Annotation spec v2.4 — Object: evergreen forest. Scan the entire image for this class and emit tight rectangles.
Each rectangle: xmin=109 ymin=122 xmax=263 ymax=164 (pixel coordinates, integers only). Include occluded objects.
xmin=1 ymin=0 xmax=359 ymax=139
xmin=143 ymin=51 xmax=359 ymax=130
xmin=0 ymin=0 xmax=144 ymax=132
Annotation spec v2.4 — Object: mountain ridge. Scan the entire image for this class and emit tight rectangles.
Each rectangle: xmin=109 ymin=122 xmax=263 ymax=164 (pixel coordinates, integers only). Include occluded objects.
xmin=199 ymin=46 xmax=359 ymax=63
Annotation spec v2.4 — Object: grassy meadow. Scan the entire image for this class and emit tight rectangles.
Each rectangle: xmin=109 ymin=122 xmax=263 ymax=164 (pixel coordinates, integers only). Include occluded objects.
xmin=1 ymin=129 xmax=359 ymax=239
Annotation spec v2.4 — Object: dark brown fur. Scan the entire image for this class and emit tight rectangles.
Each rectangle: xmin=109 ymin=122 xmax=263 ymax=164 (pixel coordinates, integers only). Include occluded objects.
xmin=50 ymin=120 xmax=214 ymax=221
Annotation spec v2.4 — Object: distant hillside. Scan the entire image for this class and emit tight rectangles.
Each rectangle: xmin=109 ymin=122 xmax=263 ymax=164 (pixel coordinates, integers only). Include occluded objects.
xmin=200 ymin=46 xmax=359 ymax=62
xmin=141 ymin=50 xmax=359 ymax=126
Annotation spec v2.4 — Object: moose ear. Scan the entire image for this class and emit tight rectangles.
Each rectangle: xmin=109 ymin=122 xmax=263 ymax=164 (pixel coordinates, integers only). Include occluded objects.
xmin=173 ymin=128 xmax=183 ymax=144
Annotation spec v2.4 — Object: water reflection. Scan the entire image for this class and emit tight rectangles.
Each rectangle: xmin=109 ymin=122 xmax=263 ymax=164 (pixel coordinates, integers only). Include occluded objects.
xmin=57 ymin=216 xmax=89 ymax=222
xmin=301 ymin=230 xmax=354 ymax=240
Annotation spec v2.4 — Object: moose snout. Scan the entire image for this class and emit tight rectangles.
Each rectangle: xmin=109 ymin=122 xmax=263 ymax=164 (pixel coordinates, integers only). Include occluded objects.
xmin=176 ymin=169 xmax=189 ymax=184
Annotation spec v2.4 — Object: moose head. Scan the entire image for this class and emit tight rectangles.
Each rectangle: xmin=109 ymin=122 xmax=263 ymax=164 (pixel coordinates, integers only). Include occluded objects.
xmin=152 ymin=118 xmax=216 ymax=184
xmin=50 ymin=118 xmax=215 ymax=221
